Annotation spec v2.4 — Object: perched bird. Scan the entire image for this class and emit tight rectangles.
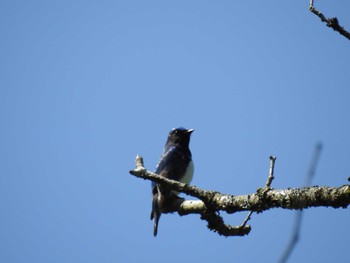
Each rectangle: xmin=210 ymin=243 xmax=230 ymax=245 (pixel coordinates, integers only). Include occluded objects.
xmin=150 ymin=127 xmax=194 ymax=236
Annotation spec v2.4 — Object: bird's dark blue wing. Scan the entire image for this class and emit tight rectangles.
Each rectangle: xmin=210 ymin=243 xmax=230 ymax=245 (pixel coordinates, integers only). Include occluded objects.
xmin=152 ymin=146 xmax=175 ymax=189
xmin=154 ymin=145 xmax=189 ymax=182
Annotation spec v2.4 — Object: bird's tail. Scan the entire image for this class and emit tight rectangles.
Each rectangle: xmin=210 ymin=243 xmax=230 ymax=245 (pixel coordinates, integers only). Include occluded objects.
xmin=150 ymin=185 xmax=164 ymax=236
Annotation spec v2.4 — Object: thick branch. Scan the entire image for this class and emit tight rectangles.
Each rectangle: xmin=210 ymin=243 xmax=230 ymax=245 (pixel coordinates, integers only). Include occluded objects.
xmin=130 ymin=155 xmax=350 ymax=236
xmin=130 ymin=163 xmax=350 ymax=214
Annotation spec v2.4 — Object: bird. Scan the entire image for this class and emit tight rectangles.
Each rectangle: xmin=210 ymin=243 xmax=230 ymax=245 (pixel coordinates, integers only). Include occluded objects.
xmin=150 ymin=127 xmax=194 ymax=236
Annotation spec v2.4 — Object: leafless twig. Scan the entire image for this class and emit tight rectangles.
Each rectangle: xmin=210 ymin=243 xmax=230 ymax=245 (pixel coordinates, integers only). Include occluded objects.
xmin=242 ymin=156 xmax=277 ymax=228
xmin=265 ymin=156 xmax=277 ymax=188
xmin=279 ymin=143 xmax=323 ymax=263
xmin=309 ymin=0 xmax=350 ymax=41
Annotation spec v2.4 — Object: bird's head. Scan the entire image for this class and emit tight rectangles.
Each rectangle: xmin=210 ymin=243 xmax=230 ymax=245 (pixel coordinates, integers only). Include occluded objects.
xmin=166 ymin=127 xmax=194 ymax=147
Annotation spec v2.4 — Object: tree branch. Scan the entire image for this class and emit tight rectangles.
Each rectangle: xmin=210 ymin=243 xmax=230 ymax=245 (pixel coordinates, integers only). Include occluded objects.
xmin=309 ymin=0 xmax=350 ymax=41
xmin=265 ymin=156 xmax=276 ymax=188
xmin=279 ymin=143 xmax=323 ymax=263
xmin=129 ymin=155 xmax=350 ymax=236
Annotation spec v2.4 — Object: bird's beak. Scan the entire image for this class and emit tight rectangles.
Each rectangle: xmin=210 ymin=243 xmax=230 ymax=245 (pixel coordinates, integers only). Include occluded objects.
xmin=187 ymin=129 xmax=194 ymax=134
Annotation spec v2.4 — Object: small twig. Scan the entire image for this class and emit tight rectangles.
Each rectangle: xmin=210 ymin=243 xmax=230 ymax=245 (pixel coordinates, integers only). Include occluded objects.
xmin=135 ymin=154 xmax=145 ymax=170
xmin=279 ymin=143 xmax=323 ymax=263
xmin=242 ymin=156 xmax=277 ymax=228
xmin=265 ymin=156 xmax=277 ymax=188
xmin=240 ymin=211 xmax=254 ymax=228
xmin=303 ymin=143 xmax=322 ymax=187
xmin=309 ymin=0 xmax=350 ymax=41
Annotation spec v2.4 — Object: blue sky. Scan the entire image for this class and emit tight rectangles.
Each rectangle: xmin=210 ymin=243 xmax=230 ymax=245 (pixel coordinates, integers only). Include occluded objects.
xmin=1 ymin=1 xmax=349 ymax=262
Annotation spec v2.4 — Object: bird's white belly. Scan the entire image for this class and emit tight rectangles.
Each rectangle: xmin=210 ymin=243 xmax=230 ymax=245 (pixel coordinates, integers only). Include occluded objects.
xmin=180 ymin=160 xmax=194 ymax=184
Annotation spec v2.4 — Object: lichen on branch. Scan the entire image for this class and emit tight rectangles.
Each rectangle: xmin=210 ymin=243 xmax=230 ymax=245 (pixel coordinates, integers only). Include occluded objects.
xmin=129 ymin=155 xmax=350 ymax=237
